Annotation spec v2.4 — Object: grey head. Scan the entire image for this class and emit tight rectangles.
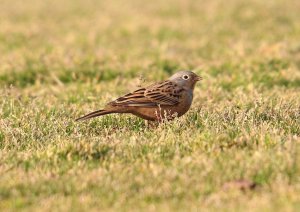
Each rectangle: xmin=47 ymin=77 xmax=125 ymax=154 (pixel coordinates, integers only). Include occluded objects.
xmin=168 ymin=70 xmax=202 ymax=89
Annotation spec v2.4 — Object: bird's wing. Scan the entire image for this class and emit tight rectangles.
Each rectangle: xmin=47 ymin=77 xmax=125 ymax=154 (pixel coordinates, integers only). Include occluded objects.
xmin=108 ymin=80 xmax=183 ymax=107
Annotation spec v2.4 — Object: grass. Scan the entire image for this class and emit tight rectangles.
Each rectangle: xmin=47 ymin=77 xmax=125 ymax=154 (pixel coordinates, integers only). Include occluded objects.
xmin=0 ymin=0 xmax=300 ymax=211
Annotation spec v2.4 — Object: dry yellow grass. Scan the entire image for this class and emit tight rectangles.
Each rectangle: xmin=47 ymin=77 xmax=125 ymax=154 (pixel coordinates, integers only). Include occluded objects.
xmin=0 ymin=0 xmax=300 ymax=211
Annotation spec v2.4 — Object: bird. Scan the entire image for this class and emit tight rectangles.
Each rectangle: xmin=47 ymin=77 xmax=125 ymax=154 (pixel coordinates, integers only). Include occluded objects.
xmin=76 ymin=70 xmax=202 ymax=122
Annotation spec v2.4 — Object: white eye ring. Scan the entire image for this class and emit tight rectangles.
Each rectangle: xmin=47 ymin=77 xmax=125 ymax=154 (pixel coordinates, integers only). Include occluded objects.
xmin=182 ymin=75 xmax=189 ymax=80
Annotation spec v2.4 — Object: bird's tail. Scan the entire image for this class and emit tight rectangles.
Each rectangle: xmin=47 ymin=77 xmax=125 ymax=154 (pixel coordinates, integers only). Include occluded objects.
xmin=75 ymin=109 xmax=114 ymax=121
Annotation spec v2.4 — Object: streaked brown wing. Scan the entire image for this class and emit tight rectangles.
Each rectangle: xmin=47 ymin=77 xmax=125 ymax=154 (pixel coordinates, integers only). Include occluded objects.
xmin=108 ymin=81 xmax=183 ymax=107
xmin=145 ymin=81 xmax=183 ymax=105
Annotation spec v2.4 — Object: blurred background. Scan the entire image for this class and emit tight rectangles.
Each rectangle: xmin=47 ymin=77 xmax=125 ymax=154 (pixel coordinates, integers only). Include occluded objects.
xmin=1 ymin=0 xmax=299 ymax=88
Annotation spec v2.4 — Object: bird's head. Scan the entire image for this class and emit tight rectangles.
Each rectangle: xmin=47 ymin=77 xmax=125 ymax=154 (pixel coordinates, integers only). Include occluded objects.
xmin=168 ymin=70 xmax=202 ymax=89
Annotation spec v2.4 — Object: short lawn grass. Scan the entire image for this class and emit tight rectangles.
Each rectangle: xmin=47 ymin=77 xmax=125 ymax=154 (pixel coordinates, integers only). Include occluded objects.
xmin=0 ymin=0 xmax=300 ymax=211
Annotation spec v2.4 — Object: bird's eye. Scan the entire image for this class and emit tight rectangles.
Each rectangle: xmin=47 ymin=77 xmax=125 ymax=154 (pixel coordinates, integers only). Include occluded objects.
xmin=182 ymin=75 xmax=189 ymax=80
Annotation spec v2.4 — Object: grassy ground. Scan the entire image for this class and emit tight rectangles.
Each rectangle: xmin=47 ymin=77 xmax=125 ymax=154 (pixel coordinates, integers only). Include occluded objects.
xmin=1 ymin=0 xmax=300 ymax=211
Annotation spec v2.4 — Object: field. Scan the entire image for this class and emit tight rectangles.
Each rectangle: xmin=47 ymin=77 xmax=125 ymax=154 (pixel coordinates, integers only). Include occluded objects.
xmin=1 ymin=0 xmax=300 ymax=211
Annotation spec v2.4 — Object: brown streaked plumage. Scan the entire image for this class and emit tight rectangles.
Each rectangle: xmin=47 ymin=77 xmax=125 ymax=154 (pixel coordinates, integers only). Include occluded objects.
xmin=76 ymin=71 xmax=202 ymax=122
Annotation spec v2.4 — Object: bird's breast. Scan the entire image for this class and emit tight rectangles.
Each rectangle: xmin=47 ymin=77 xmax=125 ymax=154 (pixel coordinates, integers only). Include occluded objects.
xmin=176 ymin=90 xmax=193 ymax=115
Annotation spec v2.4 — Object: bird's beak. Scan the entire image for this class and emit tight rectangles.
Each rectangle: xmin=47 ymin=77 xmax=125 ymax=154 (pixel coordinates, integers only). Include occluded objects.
xmin=195 ymin=76 xmax=203 ymax=81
